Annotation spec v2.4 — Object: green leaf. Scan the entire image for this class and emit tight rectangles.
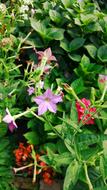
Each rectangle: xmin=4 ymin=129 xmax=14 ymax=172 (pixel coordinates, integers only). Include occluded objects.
xmin=97 ymin=45 xmax=107 ymax=62
xmin=63 ymin=159 xmax=81 ymax=190
xmin=47 ymin=28 xmax=64 ymax=40
xmin=60 ymin=39 xmax=70 ymax=52
xmin=49 ymin=10 xmax=62 ymax=24
xmin=69 ymin=38 xmax=85 ymax=52
xmin=24 ymin=131 xmax=39 ymax=145
xmin=94 ymin=187 xmax=107 ymax=190
xmin=61 ymin=0 xmax=75 ymax=8
xmin=70 ymin=100 xmax=78 ymax=124
xmin=30 ymin=18 xmax=47 ymax=37
xmin=71 ymin=78 xmax=85 ymax=94
xmin=85 ymin=44 xmax=97 ymax=59
xmin=100 ymin=156 xmax=107 ymax=181
xmin=68 ymin=53 xmax=81 ymax=62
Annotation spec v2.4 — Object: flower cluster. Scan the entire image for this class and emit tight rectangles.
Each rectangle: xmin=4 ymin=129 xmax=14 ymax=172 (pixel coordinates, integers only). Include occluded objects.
xmin=76 ymin=98 xmax=96 ymax=125
xmin=14 ymin=143 xmax=32 ymax=166
xmin=14 ymin=144 xmax=55 ymax=185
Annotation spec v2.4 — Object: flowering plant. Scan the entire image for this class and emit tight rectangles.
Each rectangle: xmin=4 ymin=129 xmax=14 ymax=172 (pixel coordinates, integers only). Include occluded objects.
xmin=0 ymin=0 xmax=107 ymax=190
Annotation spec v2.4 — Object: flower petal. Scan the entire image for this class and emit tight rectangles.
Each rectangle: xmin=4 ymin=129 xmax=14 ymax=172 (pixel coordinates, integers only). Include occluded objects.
xmin=44 ymin=89 xmax=53 ymax=98
xmin=8 ymin=121 xmax=17 ymax=132
xmin=51 ymin=94 xmax=62 ymax=103
xmin=34 ymin=96 xmax=45 ymax=105
xmin=3 ymin=114 xmax=13 ymax=123
xmin=47 ymin=102 xmax=57 ymax=113
xmin=38 ymin=102 xmax=48 ymax=115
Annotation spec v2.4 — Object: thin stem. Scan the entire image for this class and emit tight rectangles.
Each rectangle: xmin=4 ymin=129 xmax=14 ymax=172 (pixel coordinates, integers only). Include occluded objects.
xmin=62 ymin=83 xmax=86 ymax=108
xmin=100 ymin=84 xmax=107 ymax=102
xmin=84 ymin=162 xmax=93 ymax=190
xmin=31 ymin=145 xmax=37 ymax=184
xmin=13 ymin=163 xmax=34 ymax=173
xmin=14 ymin=107 xmax=37 ymax=120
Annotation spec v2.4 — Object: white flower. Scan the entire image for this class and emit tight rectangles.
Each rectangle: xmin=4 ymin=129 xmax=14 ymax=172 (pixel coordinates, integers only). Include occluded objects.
xmin=20 ymin=5 xmax=29 ymax=13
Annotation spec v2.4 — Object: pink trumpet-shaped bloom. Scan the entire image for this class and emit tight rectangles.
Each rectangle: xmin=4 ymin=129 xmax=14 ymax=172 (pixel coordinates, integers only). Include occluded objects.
xmin=33 ymin=89 xmax=62 ymax=115
xmin=3 ymin=108 xmax=17 ymax=132
xmin=36 ymin=48 xmax=57 ymax=64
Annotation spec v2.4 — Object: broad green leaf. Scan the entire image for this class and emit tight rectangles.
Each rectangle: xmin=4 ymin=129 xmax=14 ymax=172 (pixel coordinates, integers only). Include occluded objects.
xmin=85 ymin=44 xmax=97 ymax=59
xmin=63 ymin=159 xmax=81 ymax=190
xmin=24 ymin=131 xmax=39 ymax=145
xmin=61 ymin=0 xmax=75 ymax=8
xmin=100 ymin=156 xmax=107 ymax=181
xmin=49 ymin=10 xmax=62 ymax=24
xmin=71 ymin=78 xmax=85 ymax=94
xmin=68 ymin=53 xmax=81 ymax=62
xmin=48 ymin=28 xmax=64 ymax=40
xmin=30 ymin=18 xmax=47 ymax=37
xmin=54 ymin=152 xmax=73 ymax=166
xmin=60 ymin=39 xmax=70 ymax=52
xmin=97 ymin=45 xmax=107 ymax=62
xmin=69 ymin=38 xmax=85 ymax=52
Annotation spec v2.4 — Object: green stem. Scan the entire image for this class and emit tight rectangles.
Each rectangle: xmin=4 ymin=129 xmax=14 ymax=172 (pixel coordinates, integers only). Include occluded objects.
xmin=14 ymin=107 xmax=37 ymax=120
xmin=84 ymin=162 xmax=93 ymax=190
xmin=100 ymin=84 xmax=107 ymax=102
xmin=62 ymin=83 xmax=86 ymax=108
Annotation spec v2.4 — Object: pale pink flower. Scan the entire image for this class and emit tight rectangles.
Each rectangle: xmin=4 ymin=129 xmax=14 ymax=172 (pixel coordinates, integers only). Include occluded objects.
xmin=3 ymin=108 xmax=17 ymax=132
xmin=33 ymin=89 xmax=62 ymax=115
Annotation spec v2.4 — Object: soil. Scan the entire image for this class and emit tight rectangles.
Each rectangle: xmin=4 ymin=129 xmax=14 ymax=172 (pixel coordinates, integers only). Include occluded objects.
xmin=13 ymin=177 xmax=63 ymax=190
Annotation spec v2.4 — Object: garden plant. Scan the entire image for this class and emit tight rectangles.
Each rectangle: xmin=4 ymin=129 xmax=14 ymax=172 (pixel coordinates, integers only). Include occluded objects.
xmin=0 ymin=0 xmax=107 ymax=190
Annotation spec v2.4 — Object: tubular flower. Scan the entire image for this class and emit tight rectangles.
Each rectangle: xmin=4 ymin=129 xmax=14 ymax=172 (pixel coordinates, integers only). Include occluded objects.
xmin=3 ymin=108 xmax=17 ymax=132
xmin=33 ymin=89 xmax=63 ymax=115
xmin=76 ymin=98 xmax=96 ymax=125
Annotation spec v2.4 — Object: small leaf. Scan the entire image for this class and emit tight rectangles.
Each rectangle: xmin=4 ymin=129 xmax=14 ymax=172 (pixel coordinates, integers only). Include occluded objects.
xmin=69 ymin=38 xmax=85 ymax=52
xmin=85 ymin=44 xmax=97 ymax=59
xmin=68 ymin=53 xmax=81 ymax=62
xmin=24 ymin=131 xmax=39 ymax=145
xmin=97 ymin=45 xmax=107 ymax=62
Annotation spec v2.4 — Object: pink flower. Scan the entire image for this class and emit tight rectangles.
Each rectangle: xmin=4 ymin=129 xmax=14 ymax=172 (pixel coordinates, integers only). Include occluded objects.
xmin=27 ymin=87 xmax=35 ymax=95
xmin=76 ymin=98 xmax=96 ymax=125
xmin=33 ymin=89 xmax=62 ymax=115
xmin=3 ymin=108 xmax=17 ymax=132
xmin=36 ymin=48 xmax=57 ymax=64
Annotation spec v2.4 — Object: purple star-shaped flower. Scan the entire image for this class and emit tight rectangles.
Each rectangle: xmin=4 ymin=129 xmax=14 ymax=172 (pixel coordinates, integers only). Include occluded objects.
xmin=33 ymin=89 xmax=62 ymax=115
xmin=3 ymin=108 xmax=17 ymax=132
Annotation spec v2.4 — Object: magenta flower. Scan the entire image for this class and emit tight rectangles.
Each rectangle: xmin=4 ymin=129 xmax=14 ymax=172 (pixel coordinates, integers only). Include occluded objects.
xmin=33 ymin=89 xmax=62 ymax=115
xmin=3 ymin=108 xmax=17 ymax=132
xmin=27 ymin=87 xmax=35 ymax=95
xmin=36 ymin=48 xmax=57 ymax=64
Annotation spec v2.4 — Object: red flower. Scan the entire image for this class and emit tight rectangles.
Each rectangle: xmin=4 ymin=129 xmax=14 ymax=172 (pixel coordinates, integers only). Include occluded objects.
xmin=76 ymin=98 xmax=96 ymax=125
